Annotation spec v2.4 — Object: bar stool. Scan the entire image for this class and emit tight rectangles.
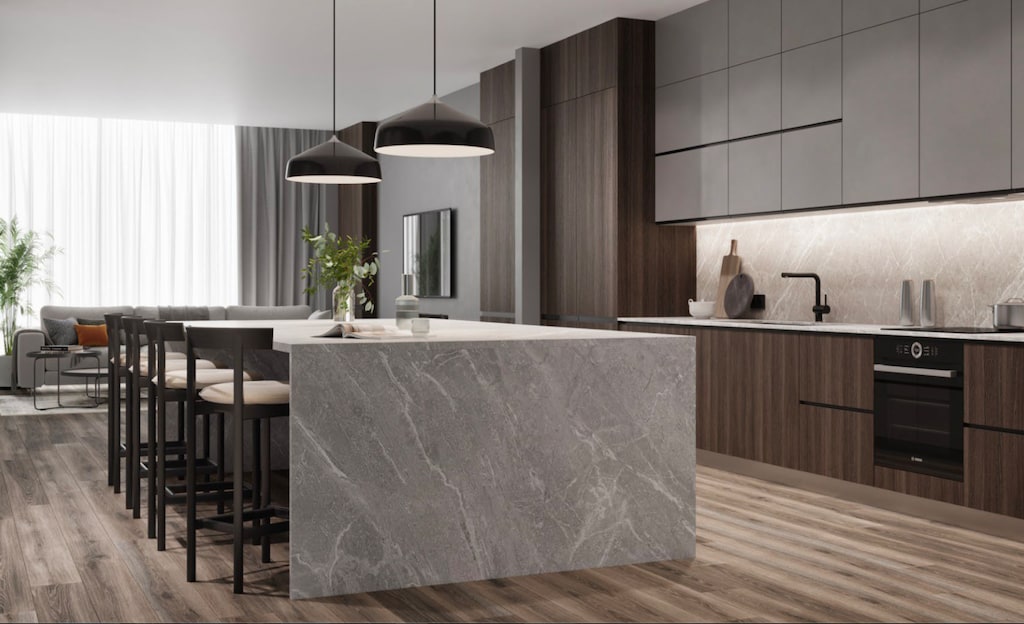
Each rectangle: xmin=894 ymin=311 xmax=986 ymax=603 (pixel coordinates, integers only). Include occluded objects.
xmin=185 ymin=326 xmax=290 ymax=594
xmin=123 ymin=316 xmax=215 ymax=522
xmin=104 ymin=313 xmax=125 ymax=493
xmin=144 ymin=320 xmax=235 ymax=550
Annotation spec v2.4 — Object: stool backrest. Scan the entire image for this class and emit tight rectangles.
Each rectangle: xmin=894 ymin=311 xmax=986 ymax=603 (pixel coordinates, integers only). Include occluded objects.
xmin=120 ymin=316 xmax=146 ymax=370
xmin=103 ymin=313 xmax=123 ymax=364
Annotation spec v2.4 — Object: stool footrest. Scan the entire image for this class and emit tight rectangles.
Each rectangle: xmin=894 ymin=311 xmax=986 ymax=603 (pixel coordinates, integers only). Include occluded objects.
xmin=165 ymin=481 xmax=253 ymax=504
xmin=197 ymin=506 xmax=289 ymax=538
xmin=140 ymin=457 xmax=219 ymax=476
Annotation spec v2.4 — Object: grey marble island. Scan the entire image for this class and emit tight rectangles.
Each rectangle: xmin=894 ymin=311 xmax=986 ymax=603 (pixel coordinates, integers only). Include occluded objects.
xmin=278 ymin=319 xmax=695 ymax=599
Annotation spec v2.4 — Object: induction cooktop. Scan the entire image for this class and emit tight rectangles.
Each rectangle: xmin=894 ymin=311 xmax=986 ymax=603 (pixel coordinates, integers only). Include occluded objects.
xmin=879 ymin=326 xmax=1024 ymax=334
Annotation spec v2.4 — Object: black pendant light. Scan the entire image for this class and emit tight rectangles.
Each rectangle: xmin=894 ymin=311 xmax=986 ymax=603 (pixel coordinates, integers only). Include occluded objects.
xmin=374 ymin=0 xmax=495 ymax=158
xmin=286 ymin=0 xmax=381 ymax=184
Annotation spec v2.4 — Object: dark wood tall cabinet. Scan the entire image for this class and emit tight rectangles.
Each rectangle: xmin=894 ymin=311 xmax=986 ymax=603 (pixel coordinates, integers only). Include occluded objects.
xmin=336 ymin=121 xmax=379 ymax=318
xmin=480 ymin=19 xmax=696 ymax=327
xmin=537 ymin=19 xmax=695 ymax=328
xmin=479 ymin=61 xmax=516 ymax=324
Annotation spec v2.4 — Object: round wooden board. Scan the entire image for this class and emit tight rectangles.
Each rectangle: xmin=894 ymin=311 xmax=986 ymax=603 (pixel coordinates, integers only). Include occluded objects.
xmin=724 ymin=273 xmax=755 ymax=319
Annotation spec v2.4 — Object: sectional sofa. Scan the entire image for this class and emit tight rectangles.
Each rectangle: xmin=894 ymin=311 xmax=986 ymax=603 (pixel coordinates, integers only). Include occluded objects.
xmin=10 ymin=304 xmax=315 ymax=389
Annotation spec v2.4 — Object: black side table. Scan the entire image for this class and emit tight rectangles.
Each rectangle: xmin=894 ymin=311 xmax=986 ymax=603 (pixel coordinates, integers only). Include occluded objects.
xmin=26 ymin=349 xmax=101 ymax=410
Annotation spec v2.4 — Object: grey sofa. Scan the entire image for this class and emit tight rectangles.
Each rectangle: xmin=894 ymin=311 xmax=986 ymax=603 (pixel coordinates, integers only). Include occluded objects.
xmin=11 ymin=304 xmax=313 ymax=389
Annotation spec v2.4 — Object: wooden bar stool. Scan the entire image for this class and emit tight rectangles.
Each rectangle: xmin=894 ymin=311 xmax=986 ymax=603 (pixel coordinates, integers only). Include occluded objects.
xmin=185 ymin=326 xmax=290 ymax=594
xmin=144 ymin=320 xmax=232 ymax=550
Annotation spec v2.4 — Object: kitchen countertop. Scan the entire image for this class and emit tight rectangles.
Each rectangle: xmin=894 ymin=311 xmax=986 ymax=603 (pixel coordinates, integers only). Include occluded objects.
xmin=618 ymin=316 xmax=1024 ymax=343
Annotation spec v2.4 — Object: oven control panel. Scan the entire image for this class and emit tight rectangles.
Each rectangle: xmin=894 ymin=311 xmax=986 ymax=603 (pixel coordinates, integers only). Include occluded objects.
xmin=874 ymin=336 xmax=963 ymax=369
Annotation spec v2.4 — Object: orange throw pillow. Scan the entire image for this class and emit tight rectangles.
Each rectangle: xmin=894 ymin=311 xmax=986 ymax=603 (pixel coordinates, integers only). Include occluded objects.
xmin=75 ymin=323 xmax=108 ymax=347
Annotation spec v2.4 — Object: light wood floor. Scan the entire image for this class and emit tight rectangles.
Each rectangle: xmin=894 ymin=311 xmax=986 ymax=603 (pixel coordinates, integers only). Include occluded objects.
xmin=0 ymin=410 xmax=1022 ymax=622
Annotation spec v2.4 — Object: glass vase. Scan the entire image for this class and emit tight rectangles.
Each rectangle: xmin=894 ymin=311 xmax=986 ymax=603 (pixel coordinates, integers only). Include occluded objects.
xmin=332 ymin=283 xmax=357 ymax=323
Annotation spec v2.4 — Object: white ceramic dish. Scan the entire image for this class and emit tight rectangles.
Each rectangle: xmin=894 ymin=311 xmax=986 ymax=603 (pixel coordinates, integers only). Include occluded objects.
xmin=688 ymin=299 xmax=715 ymax=319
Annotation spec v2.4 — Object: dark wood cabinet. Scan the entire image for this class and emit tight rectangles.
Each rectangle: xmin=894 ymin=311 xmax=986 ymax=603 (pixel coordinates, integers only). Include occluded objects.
xmin=873 ymin=466 xmax=964 ymax=505
xmin=964 ymin=343 xmax=1024 ymax=430
xmin=542 ymin=19 xmax=696 ymax=328
xmin=769 ymin=404 xmax=873 ymax=484
xmin=797 ymin=334 xmax=873 ymax=410
xmin=965 ymin=428 xmax=1024 ymax=519
xmin=480 ymin=61 xmax=516 ymax=323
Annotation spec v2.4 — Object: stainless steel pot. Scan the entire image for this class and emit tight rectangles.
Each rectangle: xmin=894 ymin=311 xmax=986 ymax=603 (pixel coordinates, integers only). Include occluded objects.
xmin=993 ymin=298 xmax=1024 ymax=329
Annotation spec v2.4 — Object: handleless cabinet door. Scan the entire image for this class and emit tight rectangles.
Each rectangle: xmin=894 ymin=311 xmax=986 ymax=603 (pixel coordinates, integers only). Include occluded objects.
xmin=655 ymin=146 xmax=728 ymax=221
xmin=730 ymin=0 xmax=782 ymax=66
xmin=656 ymin=0 xmax=728 ymax=86
xmin=920 ymin=0 xmax=1011 ymax=197
xmin=729 ymin=55 xmax=782 ymax=139
xmin=782 ymin=0 xmax=841 ymax=50
xmin=655 ymin=70 xmax=728 ymax=153
xmin=783 ymin=124 xmax=842 ymax=210
xmin=729 ymin=135 xmax=781 ymax=215
xmin=1015 ymin=0 xmax=1024 ymax=187
xmin=782 ymin=38 xmax=841 ymax=129
xmin=965 ymin=428 xmax=1024 ymax=519
xmin=843 ymin=0 xmax=919 ymax=34
xmin=842 ymin=16 xmax=919 ymax=204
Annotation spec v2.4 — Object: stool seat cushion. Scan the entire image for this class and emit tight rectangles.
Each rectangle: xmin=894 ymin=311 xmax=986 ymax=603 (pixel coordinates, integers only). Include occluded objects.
xmin=164 ymin=368 xmax=251 ymax=390
xmin=131 ymin=358 xmax=216 ymax=377
xmin=119 ymin=351 xmax=186 ymax=366
xmin=199 ymin=380 xmax=290 ymax=405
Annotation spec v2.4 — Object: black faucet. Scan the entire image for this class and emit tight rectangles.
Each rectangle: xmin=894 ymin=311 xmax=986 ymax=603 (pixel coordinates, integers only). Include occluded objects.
xmin=781 ymin=272 xmax=831 ymax=322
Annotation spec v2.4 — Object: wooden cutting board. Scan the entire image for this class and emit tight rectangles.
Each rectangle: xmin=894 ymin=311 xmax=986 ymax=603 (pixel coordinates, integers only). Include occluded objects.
xmin=714 ymin=240 xmax=742 ymax=319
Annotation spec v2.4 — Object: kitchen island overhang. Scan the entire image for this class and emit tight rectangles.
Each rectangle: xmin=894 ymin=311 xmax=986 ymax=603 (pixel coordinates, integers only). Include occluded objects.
xmin=286 ymin=321 xmax=696 ymax=599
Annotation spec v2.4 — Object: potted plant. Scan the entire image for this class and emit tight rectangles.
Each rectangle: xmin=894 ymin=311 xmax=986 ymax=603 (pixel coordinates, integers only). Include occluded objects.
xmin=301 ymin=224 xmax=380 ymax=322
xmin=0 ymin=217 xmax=60 ymax=388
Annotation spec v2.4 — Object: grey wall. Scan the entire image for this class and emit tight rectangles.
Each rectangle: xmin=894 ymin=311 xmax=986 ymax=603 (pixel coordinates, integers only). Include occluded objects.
xmin=377 ymin=83 xmax=481 ymax=320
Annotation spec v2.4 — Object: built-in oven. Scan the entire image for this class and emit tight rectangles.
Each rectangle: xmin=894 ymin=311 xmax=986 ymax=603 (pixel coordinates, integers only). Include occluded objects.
xmin=873 ymin=337 xmax=964 ymax=481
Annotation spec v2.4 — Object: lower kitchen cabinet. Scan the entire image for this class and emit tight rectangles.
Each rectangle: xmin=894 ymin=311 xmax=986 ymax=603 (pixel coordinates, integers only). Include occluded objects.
xmin=873 ymin=466 xmax=964 ymax=506
xmin=965 ymin=428 xmax=1024 ymax=519
xmin=797 ymin=333 xmax=873 ymax=411
xmin=768 ymin=404 xmax=873 ymax=484
xmin=964 ymin=343 xmax=1024 ymax=430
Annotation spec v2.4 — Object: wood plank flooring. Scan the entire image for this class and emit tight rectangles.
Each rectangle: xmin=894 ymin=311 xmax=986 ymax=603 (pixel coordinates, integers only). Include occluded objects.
xmin=0 ymin=409 xmax=1022 ymax=622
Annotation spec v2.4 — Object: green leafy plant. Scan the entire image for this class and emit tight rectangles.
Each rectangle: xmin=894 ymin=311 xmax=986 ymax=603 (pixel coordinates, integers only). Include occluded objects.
xmin=0 ymin=217 xmax=61 ymax=355
xmin=301 ymin=224 xmax=380 ymax=314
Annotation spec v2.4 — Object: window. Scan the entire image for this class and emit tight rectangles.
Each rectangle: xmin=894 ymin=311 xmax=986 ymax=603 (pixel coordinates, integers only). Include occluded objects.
xmin=0 ymin=113 xmax=238 ymax=320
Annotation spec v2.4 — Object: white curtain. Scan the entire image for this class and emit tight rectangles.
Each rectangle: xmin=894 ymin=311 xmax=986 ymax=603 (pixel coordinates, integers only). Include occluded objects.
xmin=0 ymin=113 xmax=238 ymax=323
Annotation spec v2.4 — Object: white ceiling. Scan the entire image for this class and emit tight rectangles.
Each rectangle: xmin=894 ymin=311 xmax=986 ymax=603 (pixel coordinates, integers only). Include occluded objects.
xmin=0 ymin=0 xmax=704 ymax=130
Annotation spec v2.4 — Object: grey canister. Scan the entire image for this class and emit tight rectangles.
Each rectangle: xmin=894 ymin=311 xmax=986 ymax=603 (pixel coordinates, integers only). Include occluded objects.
xmin=899 ymin=280 xmax=915 ymax=326
xmin=920 ymin=280 xmax=936 ymax=328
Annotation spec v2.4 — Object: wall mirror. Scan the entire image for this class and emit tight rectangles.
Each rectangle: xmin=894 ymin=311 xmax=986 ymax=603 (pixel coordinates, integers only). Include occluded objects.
xmin=403 ymin=207 xmax=454 ymax=297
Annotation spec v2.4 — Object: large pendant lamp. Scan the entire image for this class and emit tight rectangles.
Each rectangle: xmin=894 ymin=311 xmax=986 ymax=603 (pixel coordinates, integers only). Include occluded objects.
xmin=286 ymin=0 xmax=381 ymax=184
xmin=373 ymin=0 xmax=495 ymax=158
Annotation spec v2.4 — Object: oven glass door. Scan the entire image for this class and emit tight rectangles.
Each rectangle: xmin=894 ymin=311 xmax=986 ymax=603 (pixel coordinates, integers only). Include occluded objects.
xmin=874 ymin=379 xmax=964 ymax=480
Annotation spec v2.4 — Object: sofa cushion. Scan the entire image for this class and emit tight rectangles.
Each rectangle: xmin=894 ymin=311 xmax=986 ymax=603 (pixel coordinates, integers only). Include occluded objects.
xmin=75 ymin=324 xmax=108 ymax=347
xmin=225 ymin=305 xmax=312 ymax=320
xmin=43 ymin=318 xmax=78 ymax=345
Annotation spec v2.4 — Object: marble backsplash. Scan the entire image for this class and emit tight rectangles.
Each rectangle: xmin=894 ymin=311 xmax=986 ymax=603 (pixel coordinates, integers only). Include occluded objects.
xmin=695 ymin=200 xmax=1024 ymax=327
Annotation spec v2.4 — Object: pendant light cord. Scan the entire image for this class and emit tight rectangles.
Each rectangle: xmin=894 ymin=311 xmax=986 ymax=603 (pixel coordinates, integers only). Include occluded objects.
xmin=433 ymin=0 xmax=437 ymax=96
xmin=332 ymin=0 xmax=337 ymax=134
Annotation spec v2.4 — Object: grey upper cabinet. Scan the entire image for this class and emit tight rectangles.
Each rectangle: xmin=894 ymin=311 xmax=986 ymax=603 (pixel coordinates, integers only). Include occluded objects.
xmin=729 ymin=55 xmax=782 ymax=139
xmin=730 ymin=0 xmax=782 ymax=66
xmin=920 ymin=0 xmax=1011 ymax=197
xmin=843 ymin=16 xmax=919 ymax=204
xmin=655 ymin=70 xmax=728 ymax=153
xmin=782 ymin=38 xmax=841 ymax=129
xmin=920 ymin=0 xmax=961 ymax=10
xmin=656 ymin=0 xmax=728 ymax=87
xmin=782 ymin=0 xmax=841 ymax=50
xmin=729 ymin=135 xmax=782 ymax=215
xmin=783 ymin=124 xmax=842 ymax=210
xmin=655 ymin=146 xmax=728 ymax=222
xmin=843 ymin=0 xmax=919 ymax=34
xmin=1013 ymin=0 xmax=1024 ymax=188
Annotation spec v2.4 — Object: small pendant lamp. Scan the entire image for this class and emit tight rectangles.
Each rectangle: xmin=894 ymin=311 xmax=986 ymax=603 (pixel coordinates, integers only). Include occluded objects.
xmin=286 ymin=0 xmax=381 ymax=184
xmin=374 ymin=0 xmax=495 ymax=158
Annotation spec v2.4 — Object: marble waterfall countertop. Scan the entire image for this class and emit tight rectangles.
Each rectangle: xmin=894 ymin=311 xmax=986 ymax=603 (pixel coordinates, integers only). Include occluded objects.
xmin=186 ymin=318 xmax=697 ymax=599
xmin=619 ymin=316 xmax=1024 ymax=343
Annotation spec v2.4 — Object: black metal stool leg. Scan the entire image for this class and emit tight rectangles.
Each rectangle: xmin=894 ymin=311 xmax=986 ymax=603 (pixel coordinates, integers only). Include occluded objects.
xmin=233 ymin=410 xmax=245 ymax=594
xmin=125 ymin=373 xmax=134 ymax=510
xmin=186 ymin=392 xmax=197 ymax=582
xmin=156 ymin=395 xmax=167 ymax=551
xmin=216 ymin=413 xmax=226 ymax=515
xmin=251 ymin=419 xmax=261 ymax=546
xmin=147 ymin=383 xmax=157 ymax=537
xmin=261 ymin=416 xmax=272 ymax=563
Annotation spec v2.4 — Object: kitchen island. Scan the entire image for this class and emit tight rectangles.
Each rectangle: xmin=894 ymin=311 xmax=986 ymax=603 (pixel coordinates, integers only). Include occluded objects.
xmin=191 ymin=319 xmax=697 ymax=599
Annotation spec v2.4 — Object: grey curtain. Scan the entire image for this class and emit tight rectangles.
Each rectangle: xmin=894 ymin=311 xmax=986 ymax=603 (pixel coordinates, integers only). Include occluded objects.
xmin=236 ymin=126 xmax=337 ymax=310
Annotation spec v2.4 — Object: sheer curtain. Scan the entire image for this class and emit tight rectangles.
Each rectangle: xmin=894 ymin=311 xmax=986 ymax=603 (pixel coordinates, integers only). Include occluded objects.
xmin=0 ymin=113 xmax=238 ymax=323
